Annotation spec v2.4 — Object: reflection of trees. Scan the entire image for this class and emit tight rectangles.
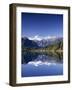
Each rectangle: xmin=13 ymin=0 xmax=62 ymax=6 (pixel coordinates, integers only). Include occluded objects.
xmin=46 ymin=51 xmax=63 ymax=63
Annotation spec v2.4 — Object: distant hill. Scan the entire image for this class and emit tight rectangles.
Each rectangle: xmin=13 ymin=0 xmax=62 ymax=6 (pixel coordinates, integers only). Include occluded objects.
xmin=22 ymin=37 xmax=39 ymax=49
xmin=45 ymin=40 xmax=63 ymax=51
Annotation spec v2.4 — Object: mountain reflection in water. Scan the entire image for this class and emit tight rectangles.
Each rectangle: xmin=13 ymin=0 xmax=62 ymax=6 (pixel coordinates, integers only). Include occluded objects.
xmin=21 ymin=51 xmax=63 ymax=77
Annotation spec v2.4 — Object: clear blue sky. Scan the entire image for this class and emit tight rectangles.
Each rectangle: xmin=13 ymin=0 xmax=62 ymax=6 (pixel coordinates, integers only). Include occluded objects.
xmin=21 ymin=13 xmax=63 ymax=38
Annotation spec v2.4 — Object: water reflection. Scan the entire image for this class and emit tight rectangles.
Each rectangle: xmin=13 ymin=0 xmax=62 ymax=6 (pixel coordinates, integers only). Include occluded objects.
xmin=22 ymin=51 xmax=63 ymax=64
xmin=21 ymin=51 xmax=63 ymax=77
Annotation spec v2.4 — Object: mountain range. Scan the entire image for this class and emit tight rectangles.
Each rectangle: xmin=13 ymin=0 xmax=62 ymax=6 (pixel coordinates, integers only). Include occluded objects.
xmin=22 ymin=37 xmax=63 ymax=49
xmin=34 ymin=37 xmax=63 ymax=47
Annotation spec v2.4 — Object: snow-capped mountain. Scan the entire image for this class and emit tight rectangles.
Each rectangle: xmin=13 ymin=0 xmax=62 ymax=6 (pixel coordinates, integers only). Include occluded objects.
xmin=29 ymin=35 xmax=57 ymax=41
xmin=28 ymin=35 xmax=63 ymax=47
xmin=22 ymin=37 xmax=39 ymax=48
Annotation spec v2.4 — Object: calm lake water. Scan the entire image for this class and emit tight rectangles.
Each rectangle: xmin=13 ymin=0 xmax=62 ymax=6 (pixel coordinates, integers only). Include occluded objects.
xmin=21 ymin=51 xmax=63 ymax=77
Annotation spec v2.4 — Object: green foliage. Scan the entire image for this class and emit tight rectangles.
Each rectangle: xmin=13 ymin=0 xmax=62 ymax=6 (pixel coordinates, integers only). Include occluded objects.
xmin=45 ymin=41 xmax=63 ymax=51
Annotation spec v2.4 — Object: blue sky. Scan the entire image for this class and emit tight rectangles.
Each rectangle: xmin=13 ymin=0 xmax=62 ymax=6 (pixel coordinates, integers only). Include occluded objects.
xmin=21 ymin=13 xmax=63 ymax=38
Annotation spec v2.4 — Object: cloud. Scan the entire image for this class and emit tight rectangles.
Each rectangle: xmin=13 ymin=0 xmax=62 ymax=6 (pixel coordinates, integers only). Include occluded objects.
xmin=28 ymin=61 xmax=56 ymax=67
xmin=29 ymin=35 xmax=56 ymax=41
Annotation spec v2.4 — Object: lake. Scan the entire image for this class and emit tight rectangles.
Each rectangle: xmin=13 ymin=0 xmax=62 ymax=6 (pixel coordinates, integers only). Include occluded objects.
xmin=21 ymin=51 xmax=63 ymax=77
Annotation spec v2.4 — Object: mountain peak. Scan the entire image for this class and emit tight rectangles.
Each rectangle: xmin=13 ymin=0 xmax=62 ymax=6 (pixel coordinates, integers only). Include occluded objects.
xmin=29 ymin=35 xmax=57 ymax=41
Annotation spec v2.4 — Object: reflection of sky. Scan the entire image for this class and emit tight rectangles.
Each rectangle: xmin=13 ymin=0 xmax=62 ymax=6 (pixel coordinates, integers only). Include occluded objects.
xmin=22 ymin=62 xmax=63 ymax=77
xmin=21 ymin=13 xmax=63 ymax=38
